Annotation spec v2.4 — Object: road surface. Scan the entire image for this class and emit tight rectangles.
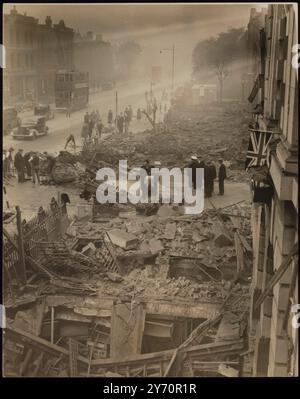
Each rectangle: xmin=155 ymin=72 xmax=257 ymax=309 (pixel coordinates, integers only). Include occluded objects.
xmin=3 ymin=77 xmax=180 ymax=154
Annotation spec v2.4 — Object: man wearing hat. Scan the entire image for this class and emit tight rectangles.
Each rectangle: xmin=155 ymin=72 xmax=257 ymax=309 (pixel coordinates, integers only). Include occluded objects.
xmin=14 ymin=148 xmax=25 ymax=183
xmin=188 ymin=155 xmax=200 ymax=190
xmin=29 ymin=152 xmax=41 ymax=184
xmin=7 ymin=147 xmax=14 ymax=177
xmin=218 ymin=159 xmax=227 ymax=195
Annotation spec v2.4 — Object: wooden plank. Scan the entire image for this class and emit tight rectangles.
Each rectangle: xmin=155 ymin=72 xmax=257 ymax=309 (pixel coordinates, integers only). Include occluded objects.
xmin=69 ymin=338 xmax=78 ymax=377
xmin=19 ymin=348 xmax=33 ymax=376
xmin=238 ymin=234 xmax=252 ymax=252
xmin=110 ymin=302 xmax=146 ymax=359
xmin=255 ymin=242 xmax=298 ymax=309
xmin=5 ymin=325 xmax=89 ymax=365
xmin=51 ymin=307 xmax=55 ymax=344
xmin=16 ymin=206 xmax=27 ymax=284
xmin=234 ymin=232 xmax=244 ymax=272
xmin=163 ymin=349 xmax=178 ymax=376
xmin=91 ymin=339 xmax=244 ymax=369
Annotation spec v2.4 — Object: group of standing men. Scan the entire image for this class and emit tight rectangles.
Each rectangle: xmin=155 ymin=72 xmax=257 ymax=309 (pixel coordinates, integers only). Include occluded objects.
xmin=116 ymin=105 xmax=133 ymax=134
xmin=81 ymin=110 xmax=104 ymax=145
xmin=13 ymin=148 xmax=43 ymax=184
xmin=188 ymin=155 xmax=227 ymax=197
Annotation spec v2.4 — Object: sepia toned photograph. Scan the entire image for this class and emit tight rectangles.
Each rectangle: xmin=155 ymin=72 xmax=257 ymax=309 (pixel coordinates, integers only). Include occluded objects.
xmin=2 ymin=2 xmax=298 ymax=379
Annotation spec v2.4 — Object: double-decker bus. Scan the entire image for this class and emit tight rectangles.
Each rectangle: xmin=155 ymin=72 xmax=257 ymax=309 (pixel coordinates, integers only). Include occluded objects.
xmin=55 ymin=70 xmax=89 ymax=112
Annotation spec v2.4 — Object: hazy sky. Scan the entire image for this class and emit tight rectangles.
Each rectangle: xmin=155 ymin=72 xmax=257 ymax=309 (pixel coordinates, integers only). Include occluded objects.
xmin=4 ymin=3 xmax=258 ymax=38
xmin=4 ymin=3 xmax=266 ymax=79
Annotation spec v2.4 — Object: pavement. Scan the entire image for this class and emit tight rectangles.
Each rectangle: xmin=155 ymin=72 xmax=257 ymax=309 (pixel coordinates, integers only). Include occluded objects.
xmin=4 ymin=175 xmax=251 ymax=228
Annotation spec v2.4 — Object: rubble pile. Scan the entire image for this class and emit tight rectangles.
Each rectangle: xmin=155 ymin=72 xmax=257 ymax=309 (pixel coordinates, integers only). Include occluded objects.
xmin=3 ymin=101 xmax=254 ymax=377
xmin=81 ymin=102 xmax=251 ymax=183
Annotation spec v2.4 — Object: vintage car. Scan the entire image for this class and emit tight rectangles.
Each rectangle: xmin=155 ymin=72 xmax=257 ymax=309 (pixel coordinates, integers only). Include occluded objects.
xmin=3 ymin=107 xmax=21 ymax=135
xmin=11 ymin=116 xmax=49 ymax=140
xmin=34 ymin=104 xmax=55 ymax=120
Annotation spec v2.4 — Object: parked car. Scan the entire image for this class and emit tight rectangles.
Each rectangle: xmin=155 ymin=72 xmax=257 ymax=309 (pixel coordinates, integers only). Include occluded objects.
xmin=4 ymin=107 xmax=21 ymax=135
xmin=34 ymin=104 xmax=55 ymax=120
xmin=11 ymin=116 xmax=49 ymax=140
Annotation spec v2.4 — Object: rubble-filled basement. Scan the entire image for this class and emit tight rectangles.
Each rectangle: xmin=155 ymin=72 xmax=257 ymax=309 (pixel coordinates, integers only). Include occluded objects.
xmin=3 ymin=101 xmax=255 ymax=377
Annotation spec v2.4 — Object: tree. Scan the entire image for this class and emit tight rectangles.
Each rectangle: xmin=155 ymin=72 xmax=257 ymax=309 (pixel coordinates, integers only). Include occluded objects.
xmin=192 ymin=28 xmax=247 ymax=102
xmin=142 ymin=103 xmax=157 ymax=133
xmin=116 ymin=40 xmax=142 ymax=78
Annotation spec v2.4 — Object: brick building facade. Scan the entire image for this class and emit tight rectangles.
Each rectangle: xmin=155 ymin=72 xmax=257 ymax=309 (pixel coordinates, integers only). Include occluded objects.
xmin=74 ymin=31 xmax=114 ymax=91
xmin=3 ymin=6 xmax=74 ymax=105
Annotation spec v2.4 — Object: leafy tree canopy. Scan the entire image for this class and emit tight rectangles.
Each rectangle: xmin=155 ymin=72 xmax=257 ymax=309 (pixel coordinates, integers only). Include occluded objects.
xmin=193 ymin=27 xmax=247 ymax=76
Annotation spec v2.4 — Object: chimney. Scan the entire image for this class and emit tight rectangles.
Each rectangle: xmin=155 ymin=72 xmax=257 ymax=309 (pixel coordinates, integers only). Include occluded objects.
xmin=45 ymin=16 xmax=52 ymax=27
xmin=11 ymin=5 xmax=17 ymax=16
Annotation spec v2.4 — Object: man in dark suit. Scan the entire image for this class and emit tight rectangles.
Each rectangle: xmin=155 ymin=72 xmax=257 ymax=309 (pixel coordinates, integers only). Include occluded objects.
xmin=218 ymin=159 xmax=227 ymax=195
xmin=14 ymin=149 xmax=25 ymax=183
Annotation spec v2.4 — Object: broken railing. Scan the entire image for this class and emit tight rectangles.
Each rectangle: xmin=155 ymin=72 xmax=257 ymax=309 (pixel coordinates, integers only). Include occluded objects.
xmin=3 ymin=197 xmax=69 ymax=295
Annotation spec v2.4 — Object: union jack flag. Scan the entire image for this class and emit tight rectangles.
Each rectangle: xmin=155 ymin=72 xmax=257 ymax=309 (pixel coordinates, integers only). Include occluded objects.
xmin=245 ymin=130 xmax=272 ymax=170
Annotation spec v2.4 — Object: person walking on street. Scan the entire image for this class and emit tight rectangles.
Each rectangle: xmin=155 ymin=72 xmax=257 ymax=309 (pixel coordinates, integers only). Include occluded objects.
xmin=137 ymin=108 xmax=141 ymax=121
xmin=7 ymin=147 xmax=15 ymax=177
xmin=188 ymin=155 xmax=199 ymax=190
xmin=96 ymin=110 xmax=100 ymax=122
xmin=108 ymin=109 xmax=113 ymax=124
xmin=81 ymin=122 xmax=89 ymax=146
xmin=3 ymin=151 xmax=9 ymax=179
xmin=23 ymin=152 xmax=32 ymax=179
xmin=218 ymin=159 xmax=227 ymax=195
xmin=118 ymin=113 xmax=124 ymax=134
xmin=84 ymin=112 xmax=90 ymax=124
xmin=209 ymin=161 xmax=217 ymax=194
xmin=66 ymin=105 xmax=71 ymax=118
xmin=14 ymin=149 xmax=25 ymax=183
xmin=128 ymin=105 xmax=133 ymax=122
xmin=206 ymin=161 xmax=215 ymax=197
xmin=124 ymin=109 xmax=130 ymax=134
xmin=29 ymin=152 xmax=41 ymax=184
xmin=88 ymin=118 xmax=94 ymax=139
xmin=97 ymin=119 xmax=103 ymax=138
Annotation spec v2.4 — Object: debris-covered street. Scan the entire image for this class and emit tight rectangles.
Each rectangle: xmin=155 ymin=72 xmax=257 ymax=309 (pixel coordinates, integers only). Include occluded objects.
xmin=4 ymin=93 xmax=254 ymax=377
xmin=2 ymin=3 xmax=298 ymax=380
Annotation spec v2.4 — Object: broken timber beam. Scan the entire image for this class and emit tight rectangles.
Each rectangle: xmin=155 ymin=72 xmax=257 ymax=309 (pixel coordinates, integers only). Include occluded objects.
xmin=5 ymin=325 xmax=89 ymax=366
xmin=91 ymin=339 xmax=244 ymax=369
xmin=15 ymin=206 xmax=27 ymax=284
xmin=254 ymin=243 xmax=298 ymax=309
xmin=3 ymin=228 xmax=53 ymax=278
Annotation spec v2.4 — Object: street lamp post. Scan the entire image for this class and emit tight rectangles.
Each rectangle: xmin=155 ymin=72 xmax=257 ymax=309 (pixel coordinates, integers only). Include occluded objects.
xmin=160 ymin=45 xmax=175 ymax=100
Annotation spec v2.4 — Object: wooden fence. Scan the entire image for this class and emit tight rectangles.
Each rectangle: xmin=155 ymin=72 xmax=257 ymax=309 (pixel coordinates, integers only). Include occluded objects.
xmin=3 ymin=200 xmax=68 ymax=290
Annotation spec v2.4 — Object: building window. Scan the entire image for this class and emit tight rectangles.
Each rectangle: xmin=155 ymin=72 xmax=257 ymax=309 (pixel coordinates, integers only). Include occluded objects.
xmin=17 ymin=53 xmax=21 ymax=68
xmin=31 ymin=54 xmax=34 ymax=68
